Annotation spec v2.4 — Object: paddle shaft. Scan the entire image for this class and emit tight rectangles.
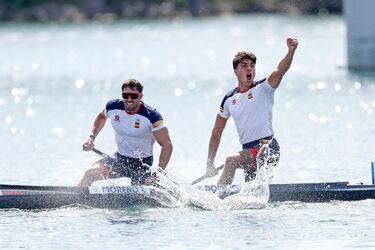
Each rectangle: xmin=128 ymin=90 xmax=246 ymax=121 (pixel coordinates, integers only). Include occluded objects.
xmin=191 ymin=164 xmax=224 ymax=185
xmin=191 ymin=139 xmax=275 ymax=185
xmin=92 ymin=148 xmax=111 ymax=159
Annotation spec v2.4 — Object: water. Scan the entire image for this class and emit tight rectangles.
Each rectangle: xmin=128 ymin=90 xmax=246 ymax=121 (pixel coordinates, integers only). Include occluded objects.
xmin=1 ymin=14 xmax=375 ymax=249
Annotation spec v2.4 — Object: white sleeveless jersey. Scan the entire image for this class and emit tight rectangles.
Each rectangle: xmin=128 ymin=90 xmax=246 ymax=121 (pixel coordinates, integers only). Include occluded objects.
xmin=219 ymin=78 xmax=275 ymax=145
xmin=104 ymin=100 xmax=165 ymax=158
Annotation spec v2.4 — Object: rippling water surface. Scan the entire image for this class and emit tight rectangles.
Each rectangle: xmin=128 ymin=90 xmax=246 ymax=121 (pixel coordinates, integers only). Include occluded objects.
xmin=1 ymin=14 xmax=375 ymax=249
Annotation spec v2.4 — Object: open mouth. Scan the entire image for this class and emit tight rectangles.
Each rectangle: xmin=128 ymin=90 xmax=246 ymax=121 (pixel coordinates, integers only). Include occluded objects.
xmin=125 ymin=100 xmax=135 ymax=107
xmin=246 ymin=73 xmax=252 ymax=81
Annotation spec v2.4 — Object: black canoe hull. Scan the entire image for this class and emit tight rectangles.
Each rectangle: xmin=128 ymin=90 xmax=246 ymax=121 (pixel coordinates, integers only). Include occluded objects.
xmin=269 ymin=182 xmax=375 ymax=202
xmin=1 ymin=182 xmax=375 ymax=209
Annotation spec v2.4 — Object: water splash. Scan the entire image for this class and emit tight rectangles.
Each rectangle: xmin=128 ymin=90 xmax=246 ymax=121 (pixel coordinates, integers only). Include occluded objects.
xmin=186 ymin=142 xmax=277 ymax=211
xmin=87 ymin=142 xmax=277 ymax=211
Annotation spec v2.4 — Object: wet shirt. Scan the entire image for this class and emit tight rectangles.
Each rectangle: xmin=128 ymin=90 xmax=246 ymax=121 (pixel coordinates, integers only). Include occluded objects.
xmin=105 ymin=100 xmax=164 ymax=158
xmin=219 ymin=78 xmax=275 ymax=145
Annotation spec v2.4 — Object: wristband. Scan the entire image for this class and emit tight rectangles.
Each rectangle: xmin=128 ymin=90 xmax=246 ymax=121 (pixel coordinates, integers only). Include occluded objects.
xmin=88 ymin=134 xmax=96 ymax=142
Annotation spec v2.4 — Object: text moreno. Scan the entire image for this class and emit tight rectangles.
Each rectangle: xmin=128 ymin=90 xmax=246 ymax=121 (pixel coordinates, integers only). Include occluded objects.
xmin=101 ymin=186 xmax=149 ymax=194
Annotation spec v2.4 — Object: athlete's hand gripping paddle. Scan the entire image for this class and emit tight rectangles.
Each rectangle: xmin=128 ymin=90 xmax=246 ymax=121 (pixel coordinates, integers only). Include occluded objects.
xmin=191 ymin=164 xmax=225 ymax=185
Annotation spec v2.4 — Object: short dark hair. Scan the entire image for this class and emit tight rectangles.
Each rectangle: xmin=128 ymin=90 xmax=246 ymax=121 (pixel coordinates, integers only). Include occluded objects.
xmin=232 ymin=51 xmax=257 ymax=69
xmin=121 ymin=79 xmax=143 ymax=93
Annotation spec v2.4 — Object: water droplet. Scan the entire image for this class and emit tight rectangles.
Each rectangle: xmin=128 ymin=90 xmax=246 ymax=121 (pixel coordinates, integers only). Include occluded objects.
xmin=11 ymin=88 xmax=20 ymax=96
xmin=25 ymin=108 xmax=35 ymax=117
xmin=316 ymin=81 xmax=326 ymax=90
xmin=174 ymin=88 xmax=183 ymax=96
xmin=14 ymin=96 xmax=21 ymax=103
xmin=308 ymin=113 xmax=317 ymax=121
xmin=0 ymin=98 xmax=6 ymax=106
xmin=334 ymin=84 xmax=341 ymax=91
xmin=334 ymin=106 xmax=342 ymax=113
xmin=361 ymin=103 xmax=369 ymax=110
xmin=10 ymin=127 xmax=17 ymax=134
xmin=5 ymin=116 xmax=12 ymax=123
xmin=354 ymin=82 xmax=361 ymax=90
xmin=75 ymin=79 xmax=85 ymax=89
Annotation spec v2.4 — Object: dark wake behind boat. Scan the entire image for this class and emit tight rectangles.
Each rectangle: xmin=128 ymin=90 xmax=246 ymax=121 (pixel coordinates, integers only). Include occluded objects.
xmin=1 ymin=181 xmax=375 ymax=210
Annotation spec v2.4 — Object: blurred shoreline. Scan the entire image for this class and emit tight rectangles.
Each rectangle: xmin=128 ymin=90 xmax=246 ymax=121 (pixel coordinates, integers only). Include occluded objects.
xmin=0 ymin=0 xmax=342 ymax=23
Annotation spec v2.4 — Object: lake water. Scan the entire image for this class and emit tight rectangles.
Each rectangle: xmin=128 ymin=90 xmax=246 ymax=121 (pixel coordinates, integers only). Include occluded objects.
xmin=1 ymin=14 xmax=375 ymax=249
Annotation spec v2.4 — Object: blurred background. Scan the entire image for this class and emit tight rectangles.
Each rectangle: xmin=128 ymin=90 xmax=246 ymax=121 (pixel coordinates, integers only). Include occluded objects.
xmin=1 ymin=0 xmax=374 ymax=186
xmin=0 ymin=0 xmax=342 ymax=21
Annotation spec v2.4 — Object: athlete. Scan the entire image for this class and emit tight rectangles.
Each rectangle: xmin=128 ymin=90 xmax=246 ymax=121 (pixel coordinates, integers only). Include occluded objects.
xmin=79 ymin=79 xmax=173 ymax=186
xmin=206 ymin=38 xmax=298 ymax=185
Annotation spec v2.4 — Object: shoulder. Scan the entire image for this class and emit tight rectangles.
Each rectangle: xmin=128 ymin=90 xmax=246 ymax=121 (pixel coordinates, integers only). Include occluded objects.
xmin=254 ymin=78 xmax=267 ymax=86
xmin=255 ymin=78 xmax=275 ymax=91
xmin=106 ymin=99 xmax=124 ymax=111
xmin=138 ymin=103 xmax=163 ymax=123
xmin=220 ymin=87 xmax=238 ymax=107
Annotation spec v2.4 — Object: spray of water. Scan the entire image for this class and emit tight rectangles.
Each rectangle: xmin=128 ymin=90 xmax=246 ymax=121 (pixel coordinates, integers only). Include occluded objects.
xmin=90 ymin=140 xmax=277 ymax=210
xmin=187 ymin=140 xmax=277 ymax=210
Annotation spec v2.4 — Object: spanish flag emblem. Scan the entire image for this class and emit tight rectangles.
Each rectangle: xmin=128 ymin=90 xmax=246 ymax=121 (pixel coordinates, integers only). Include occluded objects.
xmin=248 ymin=93 xmax=253 ymax=100
xmin=134 ymin=119 xmax=140 ymax=128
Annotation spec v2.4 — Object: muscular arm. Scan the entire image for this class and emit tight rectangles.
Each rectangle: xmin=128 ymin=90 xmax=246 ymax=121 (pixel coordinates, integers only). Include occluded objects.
xmin=206 ymin=114 xmax=228 ymax=175
xmin=268 ymin=37 xmax=298 ymax=89
xmin=91 ymin=109 xmax=107 ymax=137
xmin=82 ymin=109 xmax=107 ymax=151
xmin=153 ymin=127 xmax=173 ymax=169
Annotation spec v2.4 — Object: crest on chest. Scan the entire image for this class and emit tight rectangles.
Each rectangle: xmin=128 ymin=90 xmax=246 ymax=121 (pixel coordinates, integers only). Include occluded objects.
xmin=134 ymin=119 xmax=140 ymax=128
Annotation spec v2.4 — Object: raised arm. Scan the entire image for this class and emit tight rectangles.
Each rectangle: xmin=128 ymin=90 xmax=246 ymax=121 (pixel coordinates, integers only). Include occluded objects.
xmin=153 ymin=127 xmax=173 ymax=170
xmin=82 ymin=109 xmax=107 ymax=151
xmin=206 ymin=114 xmax=228 ymax=176
xmin=268 ymin=37 xmax=298 ymax=89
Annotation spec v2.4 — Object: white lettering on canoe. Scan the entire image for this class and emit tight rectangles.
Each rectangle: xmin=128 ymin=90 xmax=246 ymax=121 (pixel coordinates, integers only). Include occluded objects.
xmin=89 ymin=186 xmax=150 ymax=195
xmin=197 ymin=185 xmax=239 ymax=192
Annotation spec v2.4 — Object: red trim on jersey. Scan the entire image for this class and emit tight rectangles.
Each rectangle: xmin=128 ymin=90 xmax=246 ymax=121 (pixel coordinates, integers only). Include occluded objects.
xmin=238 ymin=83 xmax=255 ymax=93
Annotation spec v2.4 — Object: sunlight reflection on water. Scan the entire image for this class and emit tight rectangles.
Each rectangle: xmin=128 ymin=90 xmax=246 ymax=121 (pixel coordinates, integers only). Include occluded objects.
xmin=1 ymin=14 xmax=375 ymax=249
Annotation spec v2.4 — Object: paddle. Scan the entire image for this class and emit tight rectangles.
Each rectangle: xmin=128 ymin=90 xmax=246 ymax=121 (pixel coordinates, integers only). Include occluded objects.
xmin=92 ymin=148 xmax=111 ymax=159
xmin=190 ymin=139 xmax=274 ymax=186
xmin=90 ymin=148 xmax=179 ymax=188
xmin=191 ymin=164 xmax=225 ymax=185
